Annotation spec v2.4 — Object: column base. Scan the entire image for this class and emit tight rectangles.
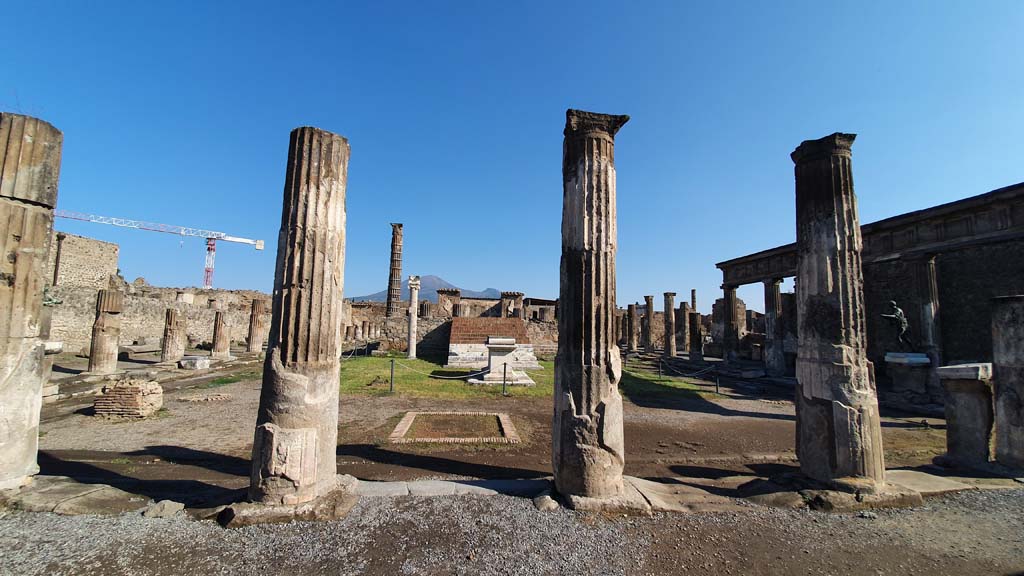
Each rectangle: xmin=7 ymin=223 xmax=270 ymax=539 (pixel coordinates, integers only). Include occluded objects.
xmin=559 ymin=481 xmax=652 ymax=515
xmin=218 ymin=474 xmax=359 ymax=528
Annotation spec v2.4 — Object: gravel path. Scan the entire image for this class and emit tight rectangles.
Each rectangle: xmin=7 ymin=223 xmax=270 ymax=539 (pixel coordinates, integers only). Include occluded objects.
xmin=1 ymin=489 xmax=1021 ymax=575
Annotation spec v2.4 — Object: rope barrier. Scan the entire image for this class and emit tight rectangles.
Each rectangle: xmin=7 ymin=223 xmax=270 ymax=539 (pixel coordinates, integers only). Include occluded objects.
xmin=657 ymin=358 xmax=716 ymax=379
xmin=393 ymin=360 xmax=490 ymax=380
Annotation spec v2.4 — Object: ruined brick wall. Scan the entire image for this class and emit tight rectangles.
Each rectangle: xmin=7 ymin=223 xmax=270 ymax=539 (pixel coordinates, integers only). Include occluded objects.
xmin=46 ymin=232 xmax=119 ymax=290
xmin=50 ymin=284 xmax=271 ymax=352
xmin=525 ymin=319 xmax=558 ymax=359
xmin=459 ymin=298 xmax=502 ymax=317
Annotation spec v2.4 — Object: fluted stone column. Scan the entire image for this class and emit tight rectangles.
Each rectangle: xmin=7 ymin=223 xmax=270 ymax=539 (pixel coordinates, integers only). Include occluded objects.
xmin=663 ymin=292 xmax=676 ymax=357
xmin=792 ymin=132 xmax=885 ymax=487
xmin=642 ymin=295 xmax=654 ymax=352
xmin=160 ymin=308 xmax=186 ymax=364
xmin=385 ymin=223 xmax=403 ymax=318
xmin=88 ymin=289 xmax=123 ymax=374
xmin=689 ymin=312 xmax=704 ymax=362
xmin=407 ymin=276 xmax=420 ymax=359
xmin=247 ymin=299 xmax=267 ymax=353
xmin=553 ymin=109 xmax=634 ymax=508
xmin=360 ymin=321 xmax=368 ymax=340
xmin=992 ymin=295 xmax=1024 ymax=468
xmin=764 ymin=278 xmax=785 ymax=377
xmin=626 ymin=304 xmax=639 ymax=352
xmin=722 ymin=285 xmax=740 ymax=362
xmin=250 ymin=126 xmax=349 ymax=505
xmin=0 ymin=113 xmax=61 ymax=490
xmin=211 ymin=311 xmax=230 ymax=360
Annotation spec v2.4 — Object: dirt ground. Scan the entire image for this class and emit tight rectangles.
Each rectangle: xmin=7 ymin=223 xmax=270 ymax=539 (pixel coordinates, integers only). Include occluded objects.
xmin=36 ymin=365 xmax=949 ymax=507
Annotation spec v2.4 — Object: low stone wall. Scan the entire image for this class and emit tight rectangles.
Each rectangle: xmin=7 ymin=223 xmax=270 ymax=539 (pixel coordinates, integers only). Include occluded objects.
xmin=50 ymin=284 xmax=271 ymax=353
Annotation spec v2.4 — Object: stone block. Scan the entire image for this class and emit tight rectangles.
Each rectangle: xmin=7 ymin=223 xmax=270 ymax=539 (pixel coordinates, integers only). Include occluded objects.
xmin=178 ymin=356 xmax=210 ymax=370
xmin=937 ymin=363 xmax=992 ymax=381
xmin=93 ymin=378 xmax=163 ymax=418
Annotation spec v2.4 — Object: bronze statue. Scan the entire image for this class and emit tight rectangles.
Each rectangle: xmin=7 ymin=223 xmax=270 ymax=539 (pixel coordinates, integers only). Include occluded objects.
xmin=881 ymin=300 xmax=916 ymax=351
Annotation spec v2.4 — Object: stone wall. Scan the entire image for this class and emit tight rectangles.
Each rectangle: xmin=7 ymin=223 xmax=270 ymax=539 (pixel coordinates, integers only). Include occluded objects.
xmin=46 ymin=232 xmax=119 ymax=290
xmin=710 ymin=297 xmax=747 ymax=343
xmin=50 ymin=284 xmax=271 ymax=353
xmin=525 ymin=319 xmax=558 ymax=359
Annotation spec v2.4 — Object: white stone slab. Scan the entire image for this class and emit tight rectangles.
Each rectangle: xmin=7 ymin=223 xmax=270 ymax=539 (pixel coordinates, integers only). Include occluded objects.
xmin=357 ymin=481 xmax=410 ymax=497
xmin=884 ymin=352 xmax=931 ymax=365
xmin=936 ymin=363 xmax=992 ymax=381
xmin=886 ymin=469 xmax=975 ymax=496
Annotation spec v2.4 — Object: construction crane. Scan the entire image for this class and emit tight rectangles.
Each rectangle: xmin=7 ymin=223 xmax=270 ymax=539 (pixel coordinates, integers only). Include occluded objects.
xmin=54 ymin=209 xmax=265 ymax=289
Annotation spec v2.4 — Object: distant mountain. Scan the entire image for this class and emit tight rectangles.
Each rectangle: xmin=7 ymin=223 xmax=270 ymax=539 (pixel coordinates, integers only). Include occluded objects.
xmin=349 ymin=275 xmax=501 ymax=303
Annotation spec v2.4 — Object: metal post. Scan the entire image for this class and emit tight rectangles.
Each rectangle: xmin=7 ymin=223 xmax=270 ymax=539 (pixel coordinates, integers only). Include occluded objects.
xmin=659 ymin=360 xmax=663 ymax=382
xmin=390 ymin=359 xmax=395 ymax=393
xmin=502 ymin=364 xmax=508 ymax=396
xmin=715 ymin=376 xmax=720 ymax=395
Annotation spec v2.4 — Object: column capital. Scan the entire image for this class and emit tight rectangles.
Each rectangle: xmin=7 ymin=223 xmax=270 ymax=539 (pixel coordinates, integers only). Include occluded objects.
xmin=564 ymin=109 xmax=630 ymax=140
xmin=663 ymin=292 xmax=676 ymax=297
xmin=791 ymin=132 xmax=856 ymax=164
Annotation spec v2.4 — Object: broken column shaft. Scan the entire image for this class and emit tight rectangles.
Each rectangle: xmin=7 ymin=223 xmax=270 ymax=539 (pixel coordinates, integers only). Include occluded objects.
xmin=689 ymin=312 xmax=703 ymax=362
xmin=643 ymin=295 xmax=655 ymax=352
xmin=250 ymin=126 xmax=349 ymax=505
xmin=764 ymin=278 xmax=785 ymax=377
xmin=211 ymin=310 xmax=230 ymax=359
xmin=553 ymin=108 xmax=630 ymax=505
xmin=88 ymin=289 xmax=123 ymax=374
xmin=160 ymin=308 xmax=186 ymax=364
xmin=0 ymin=113 xmax=61 ymax=490
xmin=792 ymin=132 xmax=885 ymax=486
xmin=385 ymin=224 xmax=403 ymax=318
xmin=663 ymin=292 xmax=676 ymax=357
xmin=722 ymin=285 xmax=740 ymax=362
xmin=247 ymin=299 xmax=267 ymax=353
xmin=627 ymin=304 xmax=639 ymax=352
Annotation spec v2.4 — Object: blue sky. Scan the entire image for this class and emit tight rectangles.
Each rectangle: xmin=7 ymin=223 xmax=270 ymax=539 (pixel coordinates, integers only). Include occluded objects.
xmin=4 ymin=1 xmax=1021 ymax=313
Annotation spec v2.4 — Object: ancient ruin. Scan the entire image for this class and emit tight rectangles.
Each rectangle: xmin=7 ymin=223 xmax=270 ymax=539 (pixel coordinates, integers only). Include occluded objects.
xmin=0 ymin=113 xmax=61 ymax=490
xmin=159 ymin=308 xmax=186 ymax=364
xmin=385 ymin=223 xmax=403 ymax=318
xmin=249 ymin=126 xmax=351 ymax=506
xmin=407 ymin=275 xmax=420 ymax=359
xmin=663 ymin=292 xmax=676 ymax=357
xmin=642 ymin=295 xmax=654 ymax=352
xmin=626 ymin=303 xmax=639 ymax=352
xmin=93 ymin=377 xmax=163 ymax=419
xmin=87 ymin=289 xmax=124 ymax=374
xmin=992 ymin=295 xmax=1024 ymax=469
xmin=552 ymin=108 xmax=638 ymax=510
xmin=792 ymin=133 xmax=885 ymax=486
xmin=247 ymin=299 xmax=266 ymax=353
xmin=211 ymin=310 xmax=230 ymax=360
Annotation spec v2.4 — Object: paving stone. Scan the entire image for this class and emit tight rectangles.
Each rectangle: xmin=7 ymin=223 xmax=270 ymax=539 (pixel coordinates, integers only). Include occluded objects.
xmin=886 ymin=469 xmax=976 ymax=497
xmin=357 ymin=481 xmax=410 ymax=497
xmin=51 ymin=486 xmax=151 ymax=515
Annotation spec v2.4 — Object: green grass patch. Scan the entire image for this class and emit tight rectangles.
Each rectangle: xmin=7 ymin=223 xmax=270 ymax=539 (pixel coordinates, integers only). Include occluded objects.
xmin=619 ymin=361 xmax=714 ymax=400
xmin=340 ymin=356 xmax=554 ymax=399
xmin=109 ymin=457 xmax=131 ymax=465
xmin=198 ymin=370 xmax=261 ymax=389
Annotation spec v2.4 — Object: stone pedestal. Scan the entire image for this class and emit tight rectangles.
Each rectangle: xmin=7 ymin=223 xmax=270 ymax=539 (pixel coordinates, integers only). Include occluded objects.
xmin=0 ymin=113 xmax=61 ymax=490
xmin=792 ymin=132 xmax=885 ymax=487
xmin=937 ymin=363 xmax=993 ymax=467
xmin=250 ymin=125 xmax=351 ymax=506
xmin=467 ymin=337 xmax=536 ymax=386
xmin=663 ymin=292 xmax=676 ymax=357
xmin=247 ymin=299 xmax=267 ymax=353
xmin=88 ymin=289 xmax=124 ymax=374
xmin=160 ymin=308 xmax=186 ymax=364
xmin=94 ymin=378 xmax=164 ymax=419
xmin=407 ymin=276 xmax=420 ymax=359
xmin=211 ymin=311 xmax=231 ymax=360
xmin=992 ymin=295 xmax=1024 ymax=469
xmin=553 ymin=109 xmax=643 ymax=511
xmin=885 ymin=352 xmax=938 ymax=405
xmin=385 ymin=223 xmax=403 ymax=318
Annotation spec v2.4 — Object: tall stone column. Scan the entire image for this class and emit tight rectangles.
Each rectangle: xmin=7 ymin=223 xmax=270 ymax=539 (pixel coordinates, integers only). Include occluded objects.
xmin=992 ymin=295 xmax=1024 ymax=468
xmin=663 ymin=292 xmax=676 ymax=357
xmin=691 ymin=289 xmax=697 ymax=311
xmin=914 ymin=255 xmax=943 ymax=400
xmin=407 ymin=276 xmax=420 ymax=359
xmin=722 ymin=284 xmax=740 ymax=362
xmin=250 ymin=126 xmax=349 ymax=505
xmin=88 ymin=289 xmax=123 ymax=374
xmin=643 ymin=295 xmax=655 ymax=352
xmin=764 ymin=278 xmax=786 ymax=377
xmin=211 ymin=310 xmax=231 ymax=359
xmin=689 ymin=312 xmax=704 ymax=362
xmin=0 ymin=113 xmax=61 ymax=490
xmin=626 ymin=304 xmax=639 ymax=352
xmin=247 ymin=299 xmax=267 ymax=353
xmin=160 ymin=308 xmax=186 ymax=364
xmin=553 ymin=109 xmax=633 ymax=508
xmin=385 ymin=223 xmax=403 ymax=318
xmin=792 ymin=132 xmax=885 ymax=486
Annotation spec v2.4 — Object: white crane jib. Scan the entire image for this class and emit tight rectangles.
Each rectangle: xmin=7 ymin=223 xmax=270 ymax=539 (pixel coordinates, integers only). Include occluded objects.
xmin=54 ymin=209 xmax=265 ymax=289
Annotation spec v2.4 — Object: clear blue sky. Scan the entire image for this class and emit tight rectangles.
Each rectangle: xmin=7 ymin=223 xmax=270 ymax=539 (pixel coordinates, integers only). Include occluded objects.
xmin=4 ymin=1 xmax=1021 ymax=313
